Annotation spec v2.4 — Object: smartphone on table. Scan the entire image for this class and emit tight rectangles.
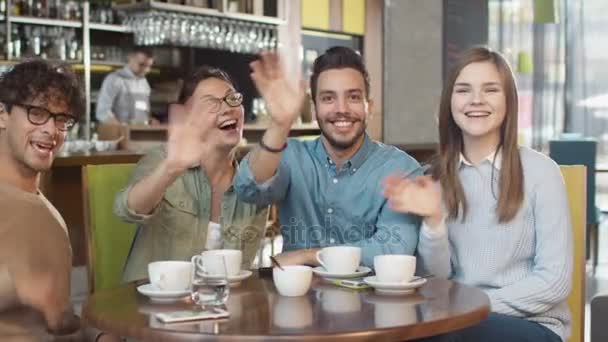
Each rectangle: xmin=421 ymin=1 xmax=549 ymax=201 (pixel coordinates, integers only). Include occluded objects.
xmin=155 ymin=307 xmax=230 ymax=324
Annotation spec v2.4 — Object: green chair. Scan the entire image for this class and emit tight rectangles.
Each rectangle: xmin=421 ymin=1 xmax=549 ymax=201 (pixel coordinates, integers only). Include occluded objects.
xmin=82 ymin=163 xmax=137 ymax=293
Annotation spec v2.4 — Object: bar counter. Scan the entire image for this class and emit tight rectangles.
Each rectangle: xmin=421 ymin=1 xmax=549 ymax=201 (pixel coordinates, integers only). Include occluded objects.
xmin=53 ymin=150 xmax=145 ymax=167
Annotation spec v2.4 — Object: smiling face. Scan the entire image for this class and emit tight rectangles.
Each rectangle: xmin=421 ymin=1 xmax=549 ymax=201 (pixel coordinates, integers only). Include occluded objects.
xmin=450 ymin=61 xmax=507 ymax=148
xmin=314 ymin=68 xmax=372 ymax=151
xmin=0 ymin=93 xmax=69 ymax=175
xmin=189 ymin=77 xmax=244 ymax=150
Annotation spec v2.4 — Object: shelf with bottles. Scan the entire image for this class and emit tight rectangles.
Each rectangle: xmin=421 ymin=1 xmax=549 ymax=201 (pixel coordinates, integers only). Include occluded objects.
xmin=9 ymin=15 xmax=82 ymax=27
xmin=0 ymin=58 xmax=81 ymax=65
xmin=90 ymin=0 xmax=125 ymax=26
xmin=0 ymin=24 xmax=83 ymax=62
xmin=4 ymin=0 xmax=84 ymax=23
xmin=0 ymin=1 xmax=130 ymax=31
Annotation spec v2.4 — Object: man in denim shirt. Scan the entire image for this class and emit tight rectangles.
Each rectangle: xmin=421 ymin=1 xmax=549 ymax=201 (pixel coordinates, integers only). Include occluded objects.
xmin=235 ymin=47 xmax=421 ymax=267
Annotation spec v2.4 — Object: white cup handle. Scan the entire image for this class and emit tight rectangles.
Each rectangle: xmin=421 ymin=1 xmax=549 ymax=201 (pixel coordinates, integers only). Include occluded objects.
xmin=191 ymin=255 xmax=206 ymax=281
xmin=316 ymin=251 xmax=328 ymax=271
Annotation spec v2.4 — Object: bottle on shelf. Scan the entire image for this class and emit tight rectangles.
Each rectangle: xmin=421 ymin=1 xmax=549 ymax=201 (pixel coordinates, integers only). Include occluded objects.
xmin=11 ymin=0 xmax=21 ymax=16
xmin=28 ymin=0 xmax=37 ymax=16
xmin=33 ymin=0 xmax=48 ymax=17
xmin=49 ymin=0 xmax=60 ymax=19
xmin=0 ymin=26 xmax=6 ymax=60
xmin=9 ymin=27 xmax=22 ymax=59
xmin=61 ymin=0 xmax=80 ymax=21
xmin=56 ymin=30 xmax=67 ymax=61
xmin=30 ymin=27 xmax=42 ymax=57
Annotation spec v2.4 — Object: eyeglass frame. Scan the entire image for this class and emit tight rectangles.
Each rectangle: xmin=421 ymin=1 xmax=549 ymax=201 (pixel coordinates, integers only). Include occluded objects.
xmin=202 ymin=92 xmax=244 ymax=113
xmin=8 ymin=103 xmax=77 ymax=131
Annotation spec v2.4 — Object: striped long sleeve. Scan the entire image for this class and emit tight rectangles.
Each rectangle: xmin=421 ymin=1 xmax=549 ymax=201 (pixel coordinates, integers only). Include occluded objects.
xmin=418 ymin=147 xmax=572 ymax=341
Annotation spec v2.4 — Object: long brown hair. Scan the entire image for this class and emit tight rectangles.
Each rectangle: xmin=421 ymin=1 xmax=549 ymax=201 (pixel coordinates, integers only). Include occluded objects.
xmin=430 ymin=46 xmax=523 ymax=223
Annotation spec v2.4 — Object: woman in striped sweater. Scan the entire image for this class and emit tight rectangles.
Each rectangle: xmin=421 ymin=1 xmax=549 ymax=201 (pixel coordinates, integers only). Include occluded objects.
xmin=383 ymin=46 xmax=572 ymax=342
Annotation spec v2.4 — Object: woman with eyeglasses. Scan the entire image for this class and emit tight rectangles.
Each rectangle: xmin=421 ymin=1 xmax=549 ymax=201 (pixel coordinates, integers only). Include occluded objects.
xmin=113 ymin=66 xmax=269 ymax=283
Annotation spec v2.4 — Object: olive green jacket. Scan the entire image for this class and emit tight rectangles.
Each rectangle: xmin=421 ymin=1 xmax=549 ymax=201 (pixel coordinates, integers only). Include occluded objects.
xmin=114 ymin=146 xmax=269 ymax=282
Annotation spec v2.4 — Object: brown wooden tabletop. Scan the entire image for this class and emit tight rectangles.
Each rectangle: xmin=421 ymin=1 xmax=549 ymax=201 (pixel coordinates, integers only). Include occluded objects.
xmin=82 ymin=275 xmax=489 ymax=341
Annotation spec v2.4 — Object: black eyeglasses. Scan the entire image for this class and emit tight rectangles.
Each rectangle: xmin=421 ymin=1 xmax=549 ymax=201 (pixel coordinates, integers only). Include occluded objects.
xmin=203 ymin=92 xmax=244 ymax=113
xmin=12 ymin=103 xmax=77 ymax=131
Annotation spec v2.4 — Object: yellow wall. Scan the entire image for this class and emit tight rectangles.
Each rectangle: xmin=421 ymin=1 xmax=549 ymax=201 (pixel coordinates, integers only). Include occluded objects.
xmin=342 ymin=0 xmax=365 ymax=34
xmin=301 ymin=0 xmax=330 ymax=30
xmin=301 ymin=0 xmax=365 ymax=34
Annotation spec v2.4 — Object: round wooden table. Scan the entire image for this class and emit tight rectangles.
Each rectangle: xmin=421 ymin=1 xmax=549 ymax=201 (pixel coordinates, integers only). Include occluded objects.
xmin=83 ymin=274 xmax=490 ymax=341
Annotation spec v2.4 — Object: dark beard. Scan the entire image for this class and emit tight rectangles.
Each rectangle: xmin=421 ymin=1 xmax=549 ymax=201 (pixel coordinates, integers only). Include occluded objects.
xmin=318 ymin=119 xmax=366 ymax=150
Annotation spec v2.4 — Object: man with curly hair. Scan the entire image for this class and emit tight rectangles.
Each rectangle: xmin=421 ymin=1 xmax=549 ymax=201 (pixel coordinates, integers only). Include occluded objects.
xmin=0 ymin=59 xmax=92 ymax=340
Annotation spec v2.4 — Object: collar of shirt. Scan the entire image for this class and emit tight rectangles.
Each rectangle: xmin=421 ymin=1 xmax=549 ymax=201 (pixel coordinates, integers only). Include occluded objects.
xmin=459 ymin=149 xmax=502 ymax=170
xmin=197 ymin=159 xmax=240 ymax=193
xmin=313 ymin=134 xmax=375 ymax=173
xmin=120 ymin=66 xmax=139 ymax=80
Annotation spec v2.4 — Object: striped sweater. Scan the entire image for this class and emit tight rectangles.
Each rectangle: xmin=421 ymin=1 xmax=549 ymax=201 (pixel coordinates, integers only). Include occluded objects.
xmin=418 ymin=146 xmax=573 ymax=341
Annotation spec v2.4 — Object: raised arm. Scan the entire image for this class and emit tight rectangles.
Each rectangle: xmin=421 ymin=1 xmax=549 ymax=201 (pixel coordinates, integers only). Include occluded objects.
xmin=247 ymin=52 xmax=305 ymax=183
xmin=120 ymin=101 xmax=216 ymax=217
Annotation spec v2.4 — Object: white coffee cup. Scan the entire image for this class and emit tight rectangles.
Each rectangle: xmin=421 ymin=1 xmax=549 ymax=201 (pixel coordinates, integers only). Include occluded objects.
xmin=147 ymin=261 xmax=192 ymax=291
xmin=316 ymin=246 xmax=361 ymax=274
xmin=316 ymin=287 xmax=361 ymax=313
xmin=273 ymin=265 xmax=313 ymax=297
xmin=194 ymin=249 xmax=242 ymax=277
xmin=374 ymin=254 xmax=416 ymax=283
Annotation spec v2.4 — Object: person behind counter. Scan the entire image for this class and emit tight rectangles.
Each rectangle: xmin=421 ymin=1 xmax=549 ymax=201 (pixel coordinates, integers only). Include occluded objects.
xmin=95 ymin=46 xmax=156 ymax=126
xmin=114 ymin=66 xmax=269 ymax=282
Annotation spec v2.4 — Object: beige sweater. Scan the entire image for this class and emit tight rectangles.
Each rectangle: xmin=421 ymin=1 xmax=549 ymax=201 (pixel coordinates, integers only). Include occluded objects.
xmin=0 ymin=182 xmax=73 ymax=340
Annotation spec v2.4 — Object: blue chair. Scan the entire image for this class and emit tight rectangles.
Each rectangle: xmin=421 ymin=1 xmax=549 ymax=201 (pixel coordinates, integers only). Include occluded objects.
xmin=550 ymin=136 xmax=600 ymax=266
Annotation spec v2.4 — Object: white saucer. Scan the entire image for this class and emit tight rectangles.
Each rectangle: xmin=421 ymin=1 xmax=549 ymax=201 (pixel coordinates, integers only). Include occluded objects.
xmin=312 ymin=266 xmax=372 ymax=279
xmin=363 ymin=276 xmax=427 ymax=295
xmin=199 ymin=270 xmax=253 ymax=285
xmin=136 ymin=283 xmax=190 ymax=303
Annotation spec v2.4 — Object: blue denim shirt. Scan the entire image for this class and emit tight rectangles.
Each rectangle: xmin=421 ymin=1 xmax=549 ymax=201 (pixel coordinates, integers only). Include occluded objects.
xmin=235 ymin=135 xmax=422 ymax=267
